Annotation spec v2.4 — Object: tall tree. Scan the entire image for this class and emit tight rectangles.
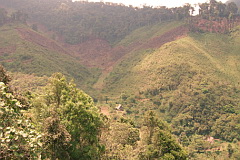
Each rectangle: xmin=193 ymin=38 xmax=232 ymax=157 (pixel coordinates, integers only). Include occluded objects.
xmin=139 ymin=111 xmax=188 ymax=160
xmin=0 ymin=8 xmax=8 ymax=25
xmin=33 ymin=73 xmax=105 ymax=159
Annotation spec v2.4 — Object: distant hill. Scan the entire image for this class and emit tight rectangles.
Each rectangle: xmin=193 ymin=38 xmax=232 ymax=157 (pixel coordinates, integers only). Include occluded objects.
xmin=102 ymin=22 xmax=240 ymax=96
xmin=0 ymin=0 xmax=192 ymax=45
xmin=0 ymin=23 xmax=100 ymax=92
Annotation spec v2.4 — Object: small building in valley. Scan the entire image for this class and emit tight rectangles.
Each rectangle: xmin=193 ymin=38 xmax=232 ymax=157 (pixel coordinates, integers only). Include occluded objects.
xmin=115 ymin=104 xmax=124 ymax=111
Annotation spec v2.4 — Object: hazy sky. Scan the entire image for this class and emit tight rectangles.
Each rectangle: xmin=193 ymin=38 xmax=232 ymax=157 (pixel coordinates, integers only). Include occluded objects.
xmin=74 ymin=0 xmax=228 ymax=7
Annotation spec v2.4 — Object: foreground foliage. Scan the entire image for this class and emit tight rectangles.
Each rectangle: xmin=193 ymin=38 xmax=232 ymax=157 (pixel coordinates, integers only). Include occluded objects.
xmin=101 ymin=112 xmax=187 ymax=160
xmin=0 ymin=66 xmax=189 ymax=159
xmin=32 ymin=73 xmax=105 ymax=159
xmin=0 ymin=67 xmax=41 ymax=159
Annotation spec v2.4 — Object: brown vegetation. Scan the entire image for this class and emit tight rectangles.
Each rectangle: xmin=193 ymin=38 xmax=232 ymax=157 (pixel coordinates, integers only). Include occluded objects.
xmin=141 ymin=25 xmax=189 ymax=49
xmin=100 ymin=106 xmax=110 ymax=116
xmin=16 ymin=28 xmax=69 ymax=55
xmin=190 ymin=16 xmax=240 ymax=33
xmin=0 ymin=45 xmax=16 ymax=56
xmin=61 ymin=25 xmax=189 ymax=71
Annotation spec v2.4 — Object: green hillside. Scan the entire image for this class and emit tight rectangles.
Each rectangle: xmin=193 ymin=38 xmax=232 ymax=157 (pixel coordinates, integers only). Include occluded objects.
xmin=0 ymin=23 xmax=100 ymax=92
xmin=116 ymin=21 xmax=184 ymax=46
xmin=99 ymin=23 xmax=240 ymax=159
xmin=0 ymin=0 xmax=240 ymax=159
xmin=102 ymin=22 xmax=240 ymax=124
xmin=103 ymin=25 xmax=240 ymax=96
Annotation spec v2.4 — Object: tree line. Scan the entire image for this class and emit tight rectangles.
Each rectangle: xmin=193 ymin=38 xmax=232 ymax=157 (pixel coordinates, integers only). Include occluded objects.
xmin=199 ymin=0 xmax=238 ymax=19
xmin=190 ymin=0 xmax=239 ymax=33
xmin=0 ymin=0 xmax=193 ymax=44
xmin=0 ymin=7 xmax=28 ymax=25
xmin=1 ymin=0 xmax=239 ymax=43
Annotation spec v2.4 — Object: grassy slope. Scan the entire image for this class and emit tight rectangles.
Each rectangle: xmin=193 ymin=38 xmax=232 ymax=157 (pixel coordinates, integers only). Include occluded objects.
xmin=93 ymin=21 xmax=184 ymax=91
xmin=103 ymin=23 xmax=240 ymax=97
xmin=116 ymin=21 xmax=184 ymax=46
xmin=0 ymin=23 xmax=100 ymax=93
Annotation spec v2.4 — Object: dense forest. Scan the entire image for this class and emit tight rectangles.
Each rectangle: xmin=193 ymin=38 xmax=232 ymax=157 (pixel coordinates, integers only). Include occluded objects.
xmin=0 ymin=0 xmax=240 ymax=159
xmin=0 ymin=0 xmax=194 ymax=44
xmin=0 ymin=0 xmax=239 ymax=43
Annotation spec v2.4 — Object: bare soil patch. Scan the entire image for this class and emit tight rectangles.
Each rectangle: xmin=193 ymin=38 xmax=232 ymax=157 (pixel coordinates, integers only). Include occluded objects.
xmin=191 ymin=17 xmax=240 ymax=33
xmin=100 ymin=106 xmax=110 ymax=116
xmin=0 ymin=45 xmax=16 ymax=56
xmin=61 ymin=25 xmax=188 ymax=71
xmin=20 ymin=21 xmax=189 ymax=72
xmin=141 ymin=25 xmax=189 ymax=50
xmin=16 ymin=28 xmax=69 ymax=55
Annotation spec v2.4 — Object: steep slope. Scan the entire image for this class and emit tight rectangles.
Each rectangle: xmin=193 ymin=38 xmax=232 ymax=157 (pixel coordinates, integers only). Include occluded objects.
xmin=62 ymin=21 xmax=185 ymax=69
xmin=0 ymin=23 xmax=100 ymax=91
xmin=103 ymin=25 xmax=240 ymax=96
xmin=101 ymin=24 xmax=240 ymax=154
xmin=92 ymin=21 xmax=187 ymax=90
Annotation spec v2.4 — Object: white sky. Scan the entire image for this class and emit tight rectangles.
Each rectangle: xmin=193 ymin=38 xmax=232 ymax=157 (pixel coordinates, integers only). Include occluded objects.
xmin=73 ymin=0 xmax=228 ymax=7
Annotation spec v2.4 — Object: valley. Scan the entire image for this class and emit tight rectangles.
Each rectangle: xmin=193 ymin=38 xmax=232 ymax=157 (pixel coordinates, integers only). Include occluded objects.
xmin=0 ymin=0 xmax=240 ymax=159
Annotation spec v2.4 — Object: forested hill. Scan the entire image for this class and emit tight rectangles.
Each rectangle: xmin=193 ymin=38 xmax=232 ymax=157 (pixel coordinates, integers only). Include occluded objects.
xmin=0 ymin=0 xmax=194 ymax=44
xmin=0 ymin=22 xmax=100 ymax=92
xmin=0 ymin=0 xmax=238 ymax=46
